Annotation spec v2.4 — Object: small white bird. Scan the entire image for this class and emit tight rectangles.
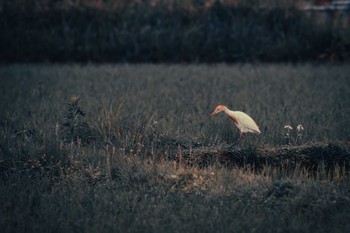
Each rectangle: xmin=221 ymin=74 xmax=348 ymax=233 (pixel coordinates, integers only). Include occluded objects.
xmin=211 ymin=105 xmax=261 ymax=140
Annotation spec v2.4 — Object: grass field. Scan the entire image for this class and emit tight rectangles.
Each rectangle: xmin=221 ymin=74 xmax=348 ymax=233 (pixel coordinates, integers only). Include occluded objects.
xmin=1 ymin=63 xmax=350 ymax=233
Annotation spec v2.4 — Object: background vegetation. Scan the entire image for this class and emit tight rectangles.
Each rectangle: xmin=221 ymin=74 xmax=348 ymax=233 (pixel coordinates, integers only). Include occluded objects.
xmin=0 ymin=64 xmax=350 ymax=232
xmin=1 ymin=0 xmax=349 ymax=63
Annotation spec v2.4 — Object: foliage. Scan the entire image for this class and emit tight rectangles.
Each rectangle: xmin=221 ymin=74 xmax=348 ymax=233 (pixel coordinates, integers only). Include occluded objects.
xmin=1 ymin=0 xmax=349 ymax=62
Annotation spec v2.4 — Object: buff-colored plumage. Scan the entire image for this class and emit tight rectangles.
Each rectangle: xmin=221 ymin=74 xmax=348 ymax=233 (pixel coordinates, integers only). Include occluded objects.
xmin=211 ymin=105 xmax=260 ymax=136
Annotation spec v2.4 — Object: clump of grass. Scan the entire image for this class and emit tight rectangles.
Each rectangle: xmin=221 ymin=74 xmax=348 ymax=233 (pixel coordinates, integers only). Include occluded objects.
xmin=62 ymin=95 xmax=92 ymax=143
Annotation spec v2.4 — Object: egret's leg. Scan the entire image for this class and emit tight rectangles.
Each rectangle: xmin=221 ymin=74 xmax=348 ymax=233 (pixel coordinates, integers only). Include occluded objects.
xmin=228 ymin=132 xmax=243 ymax=148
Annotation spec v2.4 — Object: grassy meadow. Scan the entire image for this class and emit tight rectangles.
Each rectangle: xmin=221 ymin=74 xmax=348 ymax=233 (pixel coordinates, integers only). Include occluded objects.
xmin=1 ymin=63 xmax=350 ymax=232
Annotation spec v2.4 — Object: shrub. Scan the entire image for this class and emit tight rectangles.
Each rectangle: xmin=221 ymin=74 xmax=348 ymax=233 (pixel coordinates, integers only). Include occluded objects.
xmin=0 ymin=1 xmax=348 ymax=63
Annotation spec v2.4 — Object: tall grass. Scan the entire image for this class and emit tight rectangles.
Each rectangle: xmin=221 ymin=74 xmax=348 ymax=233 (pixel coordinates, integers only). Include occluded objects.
xmin=1 ymin=152 xmax=349 ymax=233
xmin=0 ymin=64 xmax=350 ymax=232
xmin=1 ymin=64 xmax=349 ymax=145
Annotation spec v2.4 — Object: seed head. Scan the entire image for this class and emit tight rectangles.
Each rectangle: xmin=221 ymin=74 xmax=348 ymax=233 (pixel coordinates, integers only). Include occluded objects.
xmin=297 ymin=124 xmax=304 ymax=132
xmin=284 ymin=125 xmax=293 ymax=130
xmin=70 ymin=95 xmax=80 ymax=106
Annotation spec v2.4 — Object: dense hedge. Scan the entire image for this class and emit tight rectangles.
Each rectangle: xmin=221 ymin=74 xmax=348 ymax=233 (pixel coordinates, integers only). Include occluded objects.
xmin=0 ymin=3 xmax=349 ymax=63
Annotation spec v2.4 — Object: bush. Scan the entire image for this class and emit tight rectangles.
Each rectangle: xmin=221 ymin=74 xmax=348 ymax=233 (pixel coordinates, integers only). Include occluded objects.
xmin=0 ymin=1 xmax=349 ymax=63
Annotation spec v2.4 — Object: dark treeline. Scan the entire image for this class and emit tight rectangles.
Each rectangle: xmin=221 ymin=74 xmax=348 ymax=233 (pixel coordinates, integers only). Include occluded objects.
xmin=1 ymin=2 xmax=349 ymax=63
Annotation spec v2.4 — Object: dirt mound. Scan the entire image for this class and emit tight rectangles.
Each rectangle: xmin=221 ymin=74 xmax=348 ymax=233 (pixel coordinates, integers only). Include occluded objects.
xmin=180 ymin=142 xmax=350 ymax=174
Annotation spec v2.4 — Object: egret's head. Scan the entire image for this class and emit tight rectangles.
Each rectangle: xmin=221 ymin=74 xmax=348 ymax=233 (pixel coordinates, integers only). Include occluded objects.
xmin=211 ymin=105 xmax=226 ymax=116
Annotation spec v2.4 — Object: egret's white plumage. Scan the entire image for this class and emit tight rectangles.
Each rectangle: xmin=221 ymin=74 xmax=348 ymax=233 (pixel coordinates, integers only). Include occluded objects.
xmin=211 ymin=105 xmax=260 ymax=137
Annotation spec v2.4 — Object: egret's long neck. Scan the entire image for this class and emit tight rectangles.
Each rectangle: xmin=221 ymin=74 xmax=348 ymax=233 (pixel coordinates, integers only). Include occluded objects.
xmin=223 ymin=107 xmax=238 ymax=124
xmin=223 ymin=106 xmax=231 ymax=115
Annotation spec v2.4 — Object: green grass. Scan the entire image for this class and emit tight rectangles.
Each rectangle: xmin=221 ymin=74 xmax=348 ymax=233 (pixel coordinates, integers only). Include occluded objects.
xmin=0 ymin=64 xmax=350 ymax=233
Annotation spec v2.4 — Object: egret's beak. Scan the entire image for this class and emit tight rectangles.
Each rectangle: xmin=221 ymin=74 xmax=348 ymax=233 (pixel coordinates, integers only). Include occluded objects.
xmin=211 ymin=110 xmax=217 ymax=117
